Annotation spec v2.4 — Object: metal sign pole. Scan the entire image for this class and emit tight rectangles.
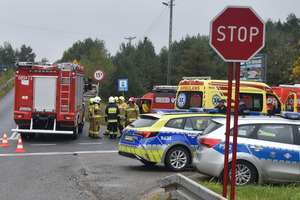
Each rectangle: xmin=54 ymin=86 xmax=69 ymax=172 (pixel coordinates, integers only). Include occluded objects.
xmin=222 ymin=62 xmax=233 ymax=197
xmin=230 ymin=62 xmax=241 ymax=200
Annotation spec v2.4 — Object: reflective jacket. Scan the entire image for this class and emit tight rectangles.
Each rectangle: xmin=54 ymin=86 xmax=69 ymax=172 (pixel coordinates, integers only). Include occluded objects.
xmin=118 ymin=102 xmax=128 ymax=120
xmin=93 ymin=103 xmax=101 ymax=119
xmin=88 ymin=103 xmax=95 ymax=118
xmin=126 ymin=103 xmax=140 ymax=123
xmin=105 ymin=103 xmax=120 ymax=123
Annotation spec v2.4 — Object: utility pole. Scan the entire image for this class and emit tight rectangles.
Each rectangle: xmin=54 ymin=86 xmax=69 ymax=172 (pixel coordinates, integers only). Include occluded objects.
xmin=163 ymin=0 xmax=174 ymax=85
xmin=124 ymin=36 xmax=136 ymax=45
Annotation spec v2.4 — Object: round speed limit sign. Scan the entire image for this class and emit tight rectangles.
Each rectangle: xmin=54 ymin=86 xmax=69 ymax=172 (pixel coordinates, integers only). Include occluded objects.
xmin=93 ymin=69 xmax=105 ymax=81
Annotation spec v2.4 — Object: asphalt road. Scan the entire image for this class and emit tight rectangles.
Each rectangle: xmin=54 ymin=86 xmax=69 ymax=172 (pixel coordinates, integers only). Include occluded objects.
xmin=0 ymin=89 xmax=197 ymax=200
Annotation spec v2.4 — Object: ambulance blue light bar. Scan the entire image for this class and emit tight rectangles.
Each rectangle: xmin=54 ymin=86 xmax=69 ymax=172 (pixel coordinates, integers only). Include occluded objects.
xmin=280 ymin=111 xmax=300 ymax=120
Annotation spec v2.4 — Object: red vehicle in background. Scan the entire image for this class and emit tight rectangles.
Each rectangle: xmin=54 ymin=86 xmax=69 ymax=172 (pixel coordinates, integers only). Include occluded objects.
xmin=12 ymin=62 xmax=85 ymax=139
xmin=271 ymin=84 xmax=299 ymax=112
xmin=135 ymin=85 xmax=178 ymax=113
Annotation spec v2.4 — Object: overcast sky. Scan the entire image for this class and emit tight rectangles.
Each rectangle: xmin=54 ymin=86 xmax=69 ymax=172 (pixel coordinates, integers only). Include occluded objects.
xmin=0 ymin=0 xmax=299 ymax=62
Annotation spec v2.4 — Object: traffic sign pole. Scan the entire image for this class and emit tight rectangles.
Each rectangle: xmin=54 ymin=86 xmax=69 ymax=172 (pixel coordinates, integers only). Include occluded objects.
xmin=230 ymin=62 xmax=241 ymax=200
xmin=210 ymin=6 xmax=265 ymax=199
xmin=222 ymin=62 xmax=233 ymax=197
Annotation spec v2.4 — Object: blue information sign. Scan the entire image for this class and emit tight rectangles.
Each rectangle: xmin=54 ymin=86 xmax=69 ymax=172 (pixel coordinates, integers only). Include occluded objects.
xmin=118 ymin=79 xmax=128 ymax=91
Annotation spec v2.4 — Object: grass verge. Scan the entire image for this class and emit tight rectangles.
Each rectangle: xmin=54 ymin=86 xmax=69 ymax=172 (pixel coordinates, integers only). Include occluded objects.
xmin=197 ymin=178 xmax=300 ymax=200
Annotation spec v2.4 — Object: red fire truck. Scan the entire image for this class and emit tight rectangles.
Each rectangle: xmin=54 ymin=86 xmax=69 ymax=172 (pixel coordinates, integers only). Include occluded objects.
xmin=12 ymin=62 xmax=85 ymax=139
xmin=135 ymin=85 xmax=178 ymax=113
xmin=271 ymin=84 xmax=299 ymax=112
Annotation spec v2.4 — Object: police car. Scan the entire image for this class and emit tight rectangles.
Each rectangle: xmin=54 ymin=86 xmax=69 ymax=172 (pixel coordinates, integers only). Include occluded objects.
xmin=192 ymin=112 xmax=300 ymax=185
xmin=118 ymin=110 xmax=225 ymax=171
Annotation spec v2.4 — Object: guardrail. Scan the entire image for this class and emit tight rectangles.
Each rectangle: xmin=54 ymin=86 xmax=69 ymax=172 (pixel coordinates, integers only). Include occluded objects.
xmin=160 ymin=173 xmax=227 ymax=200
xmin=0 ymin=77 xmax=15 ymax=91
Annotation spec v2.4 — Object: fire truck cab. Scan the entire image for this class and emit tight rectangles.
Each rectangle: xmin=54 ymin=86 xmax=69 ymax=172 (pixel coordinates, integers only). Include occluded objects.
xmin=135 ymin=85 xmax=178 ymax=113
xmin=12 ymin=62 xmax=85 ymax=139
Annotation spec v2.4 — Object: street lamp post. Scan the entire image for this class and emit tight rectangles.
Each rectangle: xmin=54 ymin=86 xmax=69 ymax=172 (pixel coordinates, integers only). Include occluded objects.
xmin=163 ymin=0 xmax=174 ymax=85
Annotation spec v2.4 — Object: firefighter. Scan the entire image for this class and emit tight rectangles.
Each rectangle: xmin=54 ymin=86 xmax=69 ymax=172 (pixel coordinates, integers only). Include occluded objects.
xmin=115 ymin=96 xmax=119 ymax=106
xmin=118 ymin=96 xmax=127 ymax=138
xmin=125 ymin=97 xmax=140 ymax=126
xmin=105 ymin=96 xmax=120 ymax=139
xmin=93 ymin=96 xmax=102 ymax=139
xmin=88 ymin=98 xmax=95 ymax=137
xmin=141 ymin=100 xmax=151 ymax=114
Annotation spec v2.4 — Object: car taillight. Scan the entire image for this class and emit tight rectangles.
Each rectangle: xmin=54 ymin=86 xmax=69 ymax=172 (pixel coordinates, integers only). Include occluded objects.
xmin=199 ymin=138 xmax=221 ymax=148
xmin=134 ymin=132 xmax=159 ymax=139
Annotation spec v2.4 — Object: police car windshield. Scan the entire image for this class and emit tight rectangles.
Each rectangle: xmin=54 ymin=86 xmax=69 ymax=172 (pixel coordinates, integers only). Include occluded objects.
xmin=128 ymin=116 xmax=159 ymax=128
xmin=202 ymin=121 xmax=222 ymax=135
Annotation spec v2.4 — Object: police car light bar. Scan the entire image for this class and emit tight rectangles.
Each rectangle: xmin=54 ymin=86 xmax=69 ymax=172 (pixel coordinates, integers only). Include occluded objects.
xmin=280 ymin=111 xmax=300 ymax=120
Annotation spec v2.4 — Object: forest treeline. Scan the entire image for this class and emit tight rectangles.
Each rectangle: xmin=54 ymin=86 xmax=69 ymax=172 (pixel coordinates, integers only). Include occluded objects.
xmin=1 ymin=14 xmax=299 ymax=100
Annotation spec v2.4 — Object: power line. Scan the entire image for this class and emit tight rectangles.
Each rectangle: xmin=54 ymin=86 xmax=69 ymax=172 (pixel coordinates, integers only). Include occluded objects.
xmin=0 ymin=21 xmax=125 ymax=38
xmin=140 ymin=6 xmax=168 ymax=39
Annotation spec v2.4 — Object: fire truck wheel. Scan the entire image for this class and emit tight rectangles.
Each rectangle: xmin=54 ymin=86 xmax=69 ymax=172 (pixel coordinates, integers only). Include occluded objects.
xmin=72 ymin=125 xmax=78 ymax=139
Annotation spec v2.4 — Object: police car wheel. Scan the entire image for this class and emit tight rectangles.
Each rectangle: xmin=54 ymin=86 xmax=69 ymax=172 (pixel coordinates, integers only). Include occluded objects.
xmin=140 ymin=160 xmax=157 ymax=166
xmin=228 ymin=160 xmax=257 ymax=186
xmin=165 ymin=147 xmax=190 ymax=172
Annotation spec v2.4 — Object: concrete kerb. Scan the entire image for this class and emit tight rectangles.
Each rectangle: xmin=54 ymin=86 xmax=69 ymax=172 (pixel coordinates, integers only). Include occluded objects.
xmin=141 ymin=172 xmax=211 ymax=200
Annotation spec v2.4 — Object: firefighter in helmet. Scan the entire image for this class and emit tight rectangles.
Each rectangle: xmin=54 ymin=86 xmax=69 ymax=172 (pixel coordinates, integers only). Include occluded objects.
xmin=92 ymin=96 xmax=102 ymax=138
xmin=142 ymin=100 xmax=151 ymax=114
xmin=115 ymin=96 xmax=119 ymax=106
xmin=125 ymin=97 xmax=140 ymax=126
xmin=104 ymin=96 xmax=119 ymax=136
xmin=118 ymin=96 xmax=127 ymax=138
xmin=105 ymin=96 xmax=120 ymax=139
xmin=88 ymin=98 xmax=95 ymax=137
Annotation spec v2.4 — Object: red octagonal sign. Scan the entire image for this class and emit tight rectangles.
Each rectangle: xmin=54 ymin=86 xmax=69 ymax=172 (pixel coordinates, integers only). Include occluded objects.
xmin=210 ymin=6 xmax=265 ymax=62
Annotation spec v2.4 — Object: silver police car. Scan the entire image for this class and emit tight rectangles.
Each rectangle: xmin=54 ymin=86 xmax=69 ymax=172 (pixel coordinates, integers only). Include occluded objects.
xmin=192 ymin=112 xmax=300 ymax=185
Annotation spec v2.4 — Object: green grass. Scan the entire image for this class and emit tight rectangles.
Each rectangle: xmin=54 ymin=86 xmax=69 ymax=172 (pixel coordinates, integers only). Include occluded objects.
xmin=0 ymin=79 xmax=15 ymax=99
xmin=197 ymin=178 xmax=300 ymax=200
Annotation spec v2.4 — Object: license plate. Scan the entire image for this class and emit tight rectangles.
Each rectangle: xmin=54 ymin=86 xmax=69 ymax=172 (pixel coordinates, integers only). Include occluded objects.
xmin=124 ymin=135 xmax=134 ymax=142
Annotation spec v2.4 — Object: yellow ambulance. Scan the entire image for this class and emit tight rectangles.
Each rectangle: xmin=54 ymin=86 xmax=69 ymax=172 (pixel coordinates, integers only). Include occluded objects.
xmin=174 ymin=77 xmax=287 ymax=115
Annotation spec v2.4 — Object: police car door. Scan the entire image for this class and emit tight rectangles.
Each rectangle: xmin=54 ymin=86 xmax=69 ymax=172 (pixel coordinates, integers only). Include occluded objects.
xmin=183 ymin=117 xmax=212 ymax=153
xmin=246 ymin=124 xmax=299 ymax=181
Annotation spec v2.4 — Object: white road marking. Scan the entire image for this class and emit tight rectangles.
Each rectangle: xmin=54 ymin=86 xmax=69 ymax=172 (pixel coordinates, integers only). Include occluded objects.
xmin=78 ymin=143 xmax=102 ymax=145
xmin=0 ymin=150 xmax=118 ymax=157
xmin=9 ymin=132 xmax=19 ymax=139
xmin=0 ymin=132 xmax=19 ymax=141
xmin=31 ymin=144 xmax=57 ymax=147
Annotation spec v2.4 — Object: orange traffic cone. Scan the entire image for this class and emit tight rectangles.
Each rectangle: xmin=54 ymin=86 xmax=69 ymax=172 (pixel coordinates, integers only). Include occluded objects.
xmin=15 ymin=136 xmax=25 ymax=153
xmin=1 ymin=132 xmax=9 ymax=147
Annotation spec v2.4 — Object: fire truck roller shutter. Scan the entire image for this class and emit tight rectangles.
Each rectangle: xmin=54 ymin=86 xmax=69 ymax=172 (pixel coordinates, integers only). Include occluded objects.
xmin=33 ymin=76 xmax=57 ymax=112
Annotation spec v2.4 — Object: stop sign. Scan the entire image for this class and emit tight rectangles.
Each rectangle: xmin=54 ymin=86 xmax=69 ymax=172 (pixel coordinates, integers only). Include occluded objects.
xmin=210 ymin=6 xmax=265 ymax=62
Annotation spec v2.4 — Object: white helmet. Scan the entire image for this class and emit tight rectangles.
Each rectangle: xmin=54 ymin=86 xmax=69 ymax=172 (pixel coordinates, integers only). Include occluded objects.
xmin=108 ymin=96 xmax=115 ymax=103
xmin=94 ymin=96 xmax=101 ymax=103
